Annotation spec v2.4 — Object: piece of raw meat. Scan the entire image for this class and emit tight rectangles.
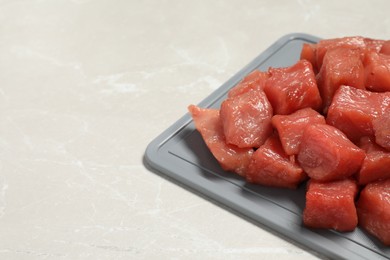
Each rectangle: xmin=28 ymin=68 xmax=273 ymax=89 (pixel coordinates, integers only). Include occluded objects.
xmin=303 ymin=178 xmax=358 ymax=232
xmin=357 ymin=137 xmax=390 ymax=185
xmin=220 ymin=88 xmax=273 ymax=148
xmin=300 ymin=43 xmax=318 ymax=72
xmin=326 ymin=85 xmax=390 ymax=142
xmin=315 ymin=36 xmax=366 ymax=69
xmin=297 ymin=123 xmax=365 ymax=182
xmin=316 ymin=47 xmax=365 ymax=113
xmin=264 ymin=59 xmax=322 ymax=115
xmin=246 ymin=134 xmax=306 ymax=189
xmin=188 ymin=105 xmax=253 ymax=176
xmin=271 ymin=108 xmax=325 ymax=155
xmin=364 ymin=51 xmax=390 ymax=92
xmin=357 ymin=179 xmax=390 ymax=246
xmin=301 ymin=36 xmax=384 ymax=71
xmin=373 ymin=112 xmax=390 ymax=151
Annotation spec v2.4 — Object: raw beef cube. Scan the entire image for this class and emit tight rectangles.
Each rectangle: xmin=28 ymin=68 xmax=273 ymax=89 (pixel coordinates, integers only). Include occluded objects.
xmin=297 ymin=124 xmax=365 ymax=182
xmin=311 ymin=36 xmax=382 ymax=71
xmin=303 ymin=179 xmax=358 ymax=232
xmin=188 ymin=105 xmax=253 ymax=176
xmin=316 ymin=47 xmax=365 ymax=113
xmin=357 ymin=137 xmax=390 ymax=185
xmin=220 ymin=88 xmax=273 ymax=148
xmin=364 ymin=51 xmax=390 ymax=92
xmin=264 ymin=59 xmax=322 ymax=115
xmin=315 ymin=36 xmax=366 ymax=69
xmin=300 ymin=43 xmax=318 ymax=72
xmin=357 ymin=179 xmax=390 ymax=246
xmin=246 ymin=134 xmax=306 ymax=189
xmin=327 ymin=85 xmax=390 ymax=142
xmin=373 ymin=112 xmax=390 ymax=150
xmin=271 ymin=108 xmax=325 ymax=155
xmin=228 ymin=70 xmax=269 ymax=98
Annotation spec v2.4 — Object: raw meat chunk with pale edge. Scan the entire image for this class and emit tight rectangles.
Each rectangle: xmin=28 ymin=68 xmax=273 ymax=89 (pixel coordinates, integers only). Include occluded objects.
xmin=301 ymin=36 xmax=384 ymax=73
xmin=264 ymin=59 xmax=322 ymax=115
xmin=357 ymin=179 xmax=390 ymax=246
xmin=188 ymin=105 xmax=253 ymax=176
xmin=297 ymin=124 xmax=365 ymax=182
xmin=220 ymin=86 xmax=273 ymax=148
xmin=246 ymin=134 xmax=306 ymax=189
xmin=364 ymin=51 xmax=390 ymax=92
xmin=357 ymin=137 xmax=390 ymax=185
xmin=315 ymin=36 xmax=366 ymax=69
xmin=303 ymin=179 xmax=358 ymax=232
xmin=271 ymin=108 xmax=325 ymax=155
xmin=300 ymin=43 xmax=318 ymax=72
xmin=316 ymin=47 xmax=365 ymax=113
xmin=326 ymin=85 xmax=390 ymax=142
xmin=373 ymin=111 xmax=390 ymax=151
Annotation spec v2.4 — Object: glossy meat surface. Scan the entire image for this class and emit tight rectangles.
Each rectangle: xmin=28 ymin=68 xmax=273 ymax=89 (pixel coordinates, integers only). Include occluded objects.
xmin=246 ymin=134 xmax=306 ymax=189
xmin=357 ymin=137 xmax=390 ymax=185
xmin=326 ymin=85 xmax=390 ymax=142
xmin=357 ymin=179 xmax=390 ymax=246
xmin=188 ymin=105 xmax=253 ymax=176
xmin=315 ymin=36 xmax=367 ymax=69
xmin=303 ymin=179 xmax=358 ymax=232
xmin=373 ymin=112 xmax=390 ymax=151
xmin=264 ymin=59 xmax=322 ymax=115
xmin=271 ymin=108 xmax=325 ymax=155
xmin=364 ymin=51 xmax=390 ymax=92
xmin=297 ymin=123 xmax=365 ymax=182
xmin=220 ymin=88 xmax=273 ymax=148
xmin=300 ymin=43 xmax=318 ymax=72
xmin=301 ymin=36 xmax=384 ymax=71
xmin=316 ymin=47 xmax=365 ymax=113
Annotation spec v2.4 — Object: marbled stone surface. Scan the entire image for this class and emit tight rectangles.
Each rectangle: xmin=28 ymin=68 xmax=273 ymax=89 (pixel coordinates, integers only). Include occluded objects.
xmin=1 ymin=0 xmax=389 ymax=259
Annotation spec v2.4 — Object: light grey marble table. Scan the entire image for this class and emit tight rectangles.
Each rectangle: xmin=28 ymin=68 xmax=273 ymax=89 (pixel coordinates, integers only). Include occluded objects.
xmin=1 ymin=0 xmax=389 ymax=259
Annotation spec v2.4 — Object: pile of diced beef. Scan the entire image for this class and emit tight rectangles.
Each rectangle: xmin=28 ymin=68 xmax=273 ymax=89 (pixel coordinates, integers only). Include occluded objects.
xmin=188 ymin=36 xmax=390 ymax=246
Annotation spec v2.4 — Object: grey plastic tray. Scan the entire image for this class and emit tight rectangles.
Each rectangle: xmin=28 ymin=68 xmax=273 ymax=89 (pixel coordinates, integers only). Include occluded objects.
xmin=144 ymin=33 xmax=390 ymax=260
